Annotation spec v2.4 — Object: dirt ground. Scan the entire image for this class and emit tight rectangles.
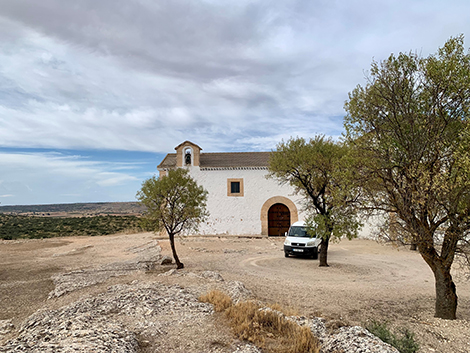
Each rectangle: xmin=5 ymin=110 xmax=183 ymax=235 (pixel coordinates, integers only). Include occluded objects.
xmin=1 ymin=232 xmax=469 ymax=353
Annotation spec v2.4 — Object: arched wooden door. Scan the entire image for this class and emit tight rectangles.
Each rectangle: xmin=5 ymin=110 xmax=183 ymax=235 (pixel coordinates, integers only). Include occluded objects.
xmin=268 ymin=203 xmax=291 ymax=236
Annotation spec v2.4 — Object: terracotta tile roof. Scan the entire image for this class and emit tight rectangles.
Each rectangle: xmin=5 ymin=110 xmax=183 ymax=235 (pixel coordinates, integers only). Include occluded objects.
xmin=157 ymin=154 xmax=177 ymax=168
xmin=201 ymin=152 xmax=271 ymax=167
xmin=157 ymin=152 xmax=271 ymax=169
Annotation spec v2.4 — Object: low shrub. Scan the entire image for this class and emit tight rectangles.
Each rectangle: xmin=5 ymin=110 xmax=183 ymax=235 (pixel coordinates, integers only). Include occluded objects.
xmin=365 ymin=320 xmax=419 ymax=353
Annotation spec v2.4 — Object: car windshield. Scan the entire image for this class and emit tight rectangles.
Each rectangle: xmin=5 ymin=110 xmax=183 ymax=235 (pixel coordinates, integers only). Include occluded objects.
xmin=288 ymin=226 xmax=315 ymax=238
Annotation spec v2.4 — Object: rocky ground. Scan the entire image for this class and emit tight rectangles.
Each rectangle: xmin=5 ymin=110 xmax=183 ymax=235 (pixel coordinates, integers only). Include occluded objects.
xmin=1 ymin=232 xmax=469 ymax=352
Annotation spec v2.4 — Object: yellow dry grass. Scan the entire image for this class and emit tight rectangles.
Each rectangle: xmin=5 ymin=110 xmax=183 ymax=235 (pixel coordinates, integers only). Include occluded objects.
xmin=199 ymin=290 xmax=320 ymax=353
xmin=199 ymin=290 xmax=233 ymax=312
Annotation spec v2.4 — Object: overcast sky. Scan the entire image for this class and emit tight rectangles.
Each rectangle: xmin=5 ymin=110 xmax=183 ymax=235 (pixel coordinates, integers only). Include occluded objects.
xmin=0 ymin=0 xmax=469 ymax=205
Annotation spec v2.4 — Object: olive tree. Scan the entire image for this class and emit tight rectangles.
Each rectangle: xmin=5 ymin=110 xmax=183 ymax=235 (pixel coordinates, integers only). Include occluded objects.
xmin=136 ymin=168 xmax=208 ymax=269
xmin=268 ymin=136 xmax=362 ymax=267
xmin=344 ymin=36 xmax=470 ymax=319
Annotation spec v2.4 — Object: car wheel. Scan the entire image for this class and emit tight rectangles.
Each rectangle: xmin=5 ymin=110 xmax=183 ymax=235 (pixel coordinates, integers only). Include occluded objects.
xmin=312 ymin=247 xmax=318 ymax=260
xmin=284 ymin=251 xmax=289 ymax=258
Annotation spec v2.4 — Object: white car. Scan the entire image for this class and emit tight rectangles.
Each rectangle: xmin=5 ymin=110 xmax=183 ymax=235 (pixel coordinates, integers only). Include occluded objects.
xmin=283 ymin=221 xmax=321 ymax=259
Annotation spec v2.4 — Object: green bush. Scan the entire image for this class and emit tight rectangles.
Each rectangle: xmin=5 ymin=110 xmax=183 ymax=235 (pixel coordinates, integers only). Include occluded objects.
xmin=365 ymin=320 xmax=419 ymax=353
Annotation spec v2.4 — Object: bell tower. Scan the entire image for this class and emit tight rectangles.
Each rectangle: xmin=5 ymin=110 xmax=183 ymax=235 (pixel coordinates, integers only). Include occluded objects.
xmin=174 ymin=141 xmax=202 ymax=167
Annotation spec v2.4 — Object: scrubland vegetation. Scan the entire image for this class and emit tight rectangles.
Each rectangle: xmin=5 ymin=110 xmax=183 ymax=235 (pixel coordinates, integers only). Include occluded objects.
xmin=0 ymin=214 xmax=143 ymax=240
xmin=0 ymin=202 xmax=145 ymax=216
xmin=365 ymin=320 xmax=419 ymax=353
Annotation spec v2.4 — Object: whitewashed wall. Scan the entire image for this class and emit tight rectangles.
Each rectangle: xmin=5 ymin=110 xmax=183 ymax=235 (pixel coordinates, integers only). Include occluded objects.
xmin=173 ymin=164 xmax=382 ymax=238
xmin=187 ymin=166 xmax=306 ymax=236
xmin=357 ymin=213 xmax=386 ymax=239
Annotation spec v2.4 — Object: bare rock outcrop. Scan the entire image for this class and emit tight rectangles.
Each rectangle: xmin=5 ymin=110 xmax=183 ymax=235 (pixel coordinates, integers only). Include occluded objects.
xmin=321 ymin=325 xmax=399 ymax=353
xmin=266 ymin=309 xmax=399 ymax=353
xmin=158 ymin=269 xmax=252 ymax=302
xmin=3 ymin=241 xmax=400 ymax=353
xmin=49 ymin=240 xmax=161 ymax=298
xmin=1 ymin=281 xmax=258 ymax=352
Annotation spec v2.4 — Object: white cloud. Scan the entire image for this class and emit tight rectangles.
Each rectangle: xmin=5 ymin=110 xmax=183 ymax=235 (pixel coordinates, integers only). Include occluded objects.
xmin=0 ymin=0 xmax=469 ymax=204
xmin=0 ymin=151 xmax=145 ymax=205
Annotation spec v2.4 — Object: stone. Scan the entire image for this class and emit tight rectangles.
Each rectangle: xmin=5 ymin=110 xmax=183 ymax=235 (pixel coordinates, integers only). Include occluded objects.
xmin=0 ymin=319 xmax=14 ymax=340
xmin=321 ymin=325 xmax=399 ymax=353
xmin=160 ymin=256 xmax=173 ymax=265
xmin=200 ymin=271 xmax=224 ymax=281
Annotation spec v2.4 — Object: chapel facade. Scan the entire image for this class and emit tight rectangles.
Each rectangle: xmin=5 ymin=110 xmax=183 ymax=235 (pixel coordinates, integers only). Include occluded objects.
xmin=157 ymin=141 xmax=306 ymax=236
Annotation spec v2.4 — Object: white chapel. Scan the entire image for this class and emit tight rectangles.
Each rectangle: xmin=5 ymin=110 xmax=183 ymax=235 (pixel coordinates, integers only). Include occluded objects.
xmin=157 ymin=141 xmax=306 ymax=236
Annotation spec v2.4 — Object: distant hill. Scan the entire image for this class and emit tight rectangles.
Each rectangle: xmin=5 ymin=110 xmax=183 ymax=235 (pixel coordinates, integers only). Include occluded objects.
xmin=0 ymin=202 xmax=146 ymax=217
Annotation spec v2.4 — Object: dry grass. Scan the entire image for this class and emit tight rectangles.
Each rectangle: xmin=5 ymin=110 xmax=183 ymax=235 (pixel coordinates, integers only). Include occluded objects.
xmin=199 ymin=290 xmax=320 ymax=353
xmin=199 ymin=290 xmax=233 ymax=312
xmin=268 ymin=302 xmax=299 ymax=317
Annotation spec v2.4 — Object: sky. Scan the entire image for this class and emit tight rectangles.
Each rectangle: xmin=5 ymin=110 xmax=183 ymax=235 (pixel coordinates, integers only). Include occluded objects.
xmin=0 ymin=0 xmax=469 ymax=205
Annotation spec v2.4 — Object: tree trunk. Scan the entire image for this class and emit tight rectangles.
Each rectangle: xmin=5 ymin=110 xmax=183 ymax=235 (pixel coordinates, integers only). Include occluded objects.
xmin=169 ymin=233 xmax=184 ymax=269
xmin=419 ymin=241 xmax=458 ymax=320
xmin=433 ymin=265 xmax=457 ymax=319
xmin=319 ymin=237 xmax=329 ymax=267
xmin=416 ymin=221 xmax=462 ymax=320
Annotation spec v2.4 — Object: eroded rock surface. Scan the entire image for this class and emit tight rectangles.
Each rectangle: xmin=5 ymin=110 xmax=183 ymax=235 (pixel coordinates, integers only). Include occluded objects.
xmin=321 ymin=325 xmax=399 ymax=353
xmin=49 ymin=240 xmax=161 ymax=298
xmin=263 ymin=308 xmax=399 ymax=353
xmin=1 ymin=280 xmax=259 ymax=353
xmin=3 ymin=235 xmax=403 ymax=353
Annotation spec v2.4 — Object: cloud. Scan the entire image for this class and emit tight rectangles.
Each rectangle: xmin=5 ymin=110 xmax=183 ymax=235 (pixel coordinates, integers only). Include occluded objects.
xmin=0 ymin=0 xmax=466 ymax=155
xmin=0 ymin=150 xmax=147 ymax=205
xmin=0 ymin=0 xmax=469 ymax=204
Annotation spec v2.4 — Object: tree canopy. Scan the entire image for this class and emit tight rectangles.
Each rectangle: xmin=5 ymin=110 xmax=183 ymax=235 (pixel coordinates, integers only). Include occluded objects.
xmin=136 ymin=168 xmax=208 ymax=269
xmin=344 ymin=35 xmax=470 ymax=319
xmin=268 ymin=136 xmax=362 ymax=266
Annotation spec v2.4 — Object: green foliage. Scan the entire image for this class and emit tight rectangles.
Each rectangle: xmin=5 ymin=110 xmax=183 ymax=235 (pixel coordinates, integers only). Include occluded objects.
xmin=365 ymin=320 xmax=419 ymax=353
xmin=136 ymin=168 xmax=208 ymax=236
xmin=344 ymin=35 xmax=470 ymax=319
xmin=136 ymin=168 xmax=208 ymax=269
xmin=269 ymin=136 xmax=362 ymax=242
xmin=0 ymin=214 xmax=143 ymax=240
xmin=344 ymin=35 xmax=470 ymax=221
xmin=307 ymin=212 xmax=361 ymax=243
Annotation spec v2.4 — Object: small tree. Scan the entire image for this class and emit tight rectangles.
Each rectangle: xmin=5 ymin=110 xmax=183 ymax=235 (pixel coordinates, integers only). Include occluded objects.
xmin=344 ymin=36 xmax=470 ymax=319
xmin=136 ymin=168 xmax=208 ymax=269
xmin=268 ymin=136 xmax=362 ymax=266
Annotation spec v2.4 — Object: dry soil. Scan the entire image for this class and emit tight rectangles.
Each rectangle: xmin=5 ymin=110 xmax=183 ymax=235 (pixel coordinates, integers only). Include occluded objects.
xmin=1 ymin=233 xmax=469 ymax=352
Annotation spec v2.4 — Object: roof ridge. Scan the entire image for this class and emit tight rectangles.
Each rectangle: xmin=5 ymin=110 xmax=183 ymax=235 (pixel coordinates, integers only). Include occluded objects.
xmin=157 ymin=150 xmax=271 ymax=169
xmin=201 ymin=151 xmax=271 ymax=154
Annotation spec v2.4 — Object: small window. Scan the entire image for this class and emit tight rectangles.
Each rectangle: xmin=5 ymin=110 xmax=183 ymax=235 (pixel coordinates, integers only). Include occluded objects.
xmin=231 ymin=181 xmax=240 ymax=194
xmin=227 ymin=178 xmax=244 ymax=197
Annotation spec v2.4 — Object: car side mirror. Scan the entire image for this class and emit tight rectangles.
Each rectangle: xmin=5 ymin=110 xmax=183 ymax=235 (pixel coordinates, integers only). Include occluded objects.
xmin=284 ymin=232 xmax=288 ymax=236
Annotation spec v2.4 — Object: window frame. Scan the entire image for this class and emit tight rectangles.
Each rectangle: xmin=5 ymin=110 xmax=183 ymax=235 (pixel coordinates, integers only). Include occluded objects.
xmin=227 ymin=178 xmax=244 ymax=197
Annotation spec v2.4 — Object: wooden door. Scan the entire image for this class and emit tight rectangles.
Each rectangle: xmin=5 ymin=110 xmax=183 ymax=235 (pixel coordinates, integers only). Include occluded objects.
xmin=268 ymin=203 xmax=290 ymax=236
